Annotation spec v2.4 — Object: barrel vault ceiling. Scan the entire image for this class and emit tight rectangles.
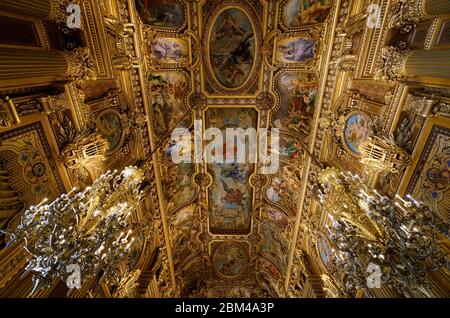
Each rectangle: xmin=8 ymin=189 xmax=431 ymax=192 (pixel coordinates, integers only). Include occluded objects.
xmin=136 ymin=0 xmax=334 ymax=297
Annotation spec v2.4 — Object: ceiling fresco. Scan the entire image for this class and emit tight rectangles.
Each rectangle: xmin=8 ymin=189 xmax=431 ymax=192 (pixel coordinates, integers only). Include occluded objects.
xmin=1 ymin=0 xmax=449 ymax=300
xmin=205 ymin=107 xmax=258 ymax=234
xmin=137 ymin=0 xmax=332 ymax=297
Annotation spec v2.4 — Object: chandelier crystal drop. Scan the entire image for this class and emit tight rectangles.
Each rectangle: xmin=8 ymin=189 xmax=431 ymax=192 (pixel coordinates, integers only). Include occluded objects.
xmin=318 ymin=167 xmax=450 ymax=297
xmin=5 ymin=166 xmax=145 ymax=293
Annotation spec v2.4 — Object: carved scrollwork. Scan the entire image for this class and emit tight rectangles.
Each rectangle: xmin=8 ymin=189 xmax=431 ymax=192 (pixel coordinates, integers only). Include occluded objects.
xmin=337 ymin=54 xmax=358 ymax=72
xmin=48 ymin=0 xmax=75 ymax=25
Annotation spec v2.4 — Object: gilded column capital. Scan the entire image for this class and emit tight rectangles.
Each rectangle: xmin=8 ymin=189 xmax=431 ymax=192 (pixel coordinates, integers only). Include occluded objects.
xmin=389 ymin=0 xmax=428 ymax=29
xmin=48 ymin=0 xmax=77 ymax=24
xmin=62 ymin=48 xmax=97 ymax=82
xmin=375 ymin=46 xmax=412 ymax=81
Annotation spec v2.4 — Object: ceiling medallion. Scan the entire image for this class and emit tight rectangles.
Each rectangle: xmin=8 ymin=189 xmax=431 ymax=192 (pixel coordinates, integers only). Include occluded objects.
xmin=256 ymin=92 xmax=276 ymax=111
xmin=249 ymin=174 xmax=270 ymax=188
xmin=202 ymin=0 xmax=263 ymax=95
xmin=212 ymin=242 xmax=248 ymax=279
xmin=194 ymin=172 xmax=212 ymax=188
xmin=188 ymin=92 xmax=208 ymax=111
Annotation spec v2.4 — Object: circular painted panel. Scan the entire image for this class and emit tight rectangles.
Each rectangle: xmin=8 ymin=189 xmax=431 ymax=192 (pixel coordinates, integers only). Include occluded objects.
xmin=209 ymin=8 xmax=255 ymax=89
xmin=343 ymin=113 xmax=373 ymax=154
xmin=96 ymin=110 xmax=123 ymax=152
xmin=213 ymin=243 xmax=247 ymax=277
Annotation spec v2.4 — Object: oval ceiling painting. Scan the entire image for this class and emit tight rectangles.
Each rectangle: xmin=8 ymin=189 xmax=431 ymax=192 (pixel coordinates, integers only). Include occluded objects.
xmin=209 ymin=8 xmax=255 ymax=89
xmin=343 ymin=112 xmax=373 ymax=154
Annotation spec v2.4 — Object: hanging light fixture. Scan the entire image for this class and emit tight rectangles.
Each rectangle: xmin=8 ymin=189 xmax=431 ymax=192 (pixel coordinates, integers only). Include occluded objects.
xmin=5 ymin=166 xmax=145 ymax=293
xmin=318 ymin=167 xmax=449 ymax=297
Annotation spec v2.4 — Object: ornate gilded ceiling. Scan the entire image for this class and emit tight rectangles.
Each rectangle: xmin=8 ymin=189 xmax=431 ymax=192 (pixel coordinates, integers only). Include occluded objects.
xmin=0 ymin=0 xmax=449 ymax=299
xmin=136 ymin=0 xmax=333 ymax=297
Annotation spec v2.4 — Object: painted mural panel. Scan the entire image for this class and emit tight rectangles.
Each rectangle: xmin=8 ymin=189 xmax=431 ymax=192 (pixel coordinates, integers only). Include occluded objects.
xmin=162 ymin=162 xmax=195 ymax=211
xmin=213 ymin=242 xmax=247 ymax=277
xmin=135 ymin=0 xmax=184 ymax=29
xmin=96 ymin=110 xmax=123 ymax=152
xmin=275 ymin=37 xmax=316 ymax=64
xmin=206 ymin=108 xmax=258 ymax=234
xmin=202 ymin=286 xmax=252 ymax=297
xmin=209 ymin=8 xmax=255 ymax=89
xmin=273 ymin=72 xmax=318 ymax=137
xmin=278 ymin=134 xmax=302 ymax=159
xmin=407 ymin=126 xmax=450 ymax=220
xmin=148 ymin=71 xmax=189 ymax=138
xmin=150 ymin=37 xmax=188 ymax=63
xmin=265 ymin=165 xmax=300 ymax=212
xmin=260 ymin=222 xmax=288 ymax=274
xmin=262 ymin=206 xmax=289 ymax=229
xmin=171 ymin=221 xmax=200 ymax=270
xmin=282 ymin=0 xmax=332 ymax=27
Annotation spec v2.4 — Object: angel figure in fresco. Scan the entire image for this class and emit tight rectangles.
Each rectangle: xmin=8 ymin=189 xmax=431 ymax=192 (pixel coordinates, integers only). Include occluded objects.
xmin=222 ymin=59 xmax=246 ymax=85
xmin=151 ymin=38 xmax=187 ymax=61
xmin=221 ymin=164 xmax=245 ymax=182
xmin=278 ymin=38 xmax=315 ymax=62
xmin=286 ymin=77 xmax=318 ymax=95
xmin=220 ymin=180 xmax=245 ymax=209
xmin=214 ymin=11 xmax=246 ymax=42
xmin=266 ymin=178 xmax=286 ymax=203
xmin=296 ymin=0 xmax=332 ymax=25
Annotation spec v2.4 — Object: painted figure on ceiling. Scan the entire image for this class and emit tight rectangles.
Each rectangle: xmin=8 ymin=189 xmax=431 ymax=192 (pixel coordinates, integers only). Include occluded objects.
xmin=278 ymin=38 xmax=315 ymax=62
xmin=135 ymin=0 xmax=183 ymax=29
xmin=210 ymin=9 xmax=255 ymax=88
xmin=297 ymin=0 xmax=331 ymax=24
xmin=151 ymin=38 xmax=187 ymax=61
xmin=214 ymin=12 xmax=246 ymax=41
xmin=221 ymin=180 xmax=246 ymax=209
xmin=283 ymin=0 xmax=332 ymax=27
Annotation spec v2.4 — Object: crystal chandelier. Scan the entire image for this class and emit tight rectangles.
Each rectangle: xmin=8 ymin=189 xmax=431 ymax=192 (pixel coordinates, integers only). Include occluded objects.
xmin=317 ymin=167 xmax=449 ymax=297
xmin=5 ymin=166 xmax=145 ymax=293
